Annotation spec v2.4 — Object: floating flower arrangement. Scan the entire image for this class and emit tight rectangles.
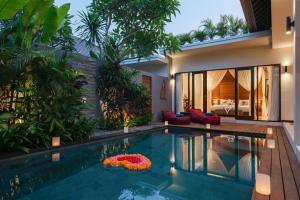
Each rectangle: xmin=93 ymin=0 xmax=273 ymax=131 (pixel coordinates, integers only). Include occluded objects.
xmin=103 ymin=154 xmax=151 ymax=171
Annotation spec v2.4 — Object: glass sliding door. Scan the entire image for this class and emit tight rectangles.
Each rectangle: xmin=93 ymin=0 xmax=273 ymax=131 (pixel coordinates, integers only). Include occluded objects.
xmin=175 ymin=73 xmax=190 ymax=113
xmin=174 ymin=65 xmax=280 ymax=121
xmin=254 ymin=66 xmax=280 ymax=121
xmin=236 ymin=68 xmax=254 ymax=120
xmin=193 ymin=72 xmax=205 ymax=111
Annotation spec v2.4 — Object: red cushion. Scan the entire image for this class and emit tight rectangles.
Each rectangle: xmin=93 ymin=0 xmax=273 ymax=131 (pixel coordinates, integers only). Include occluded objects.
xmin=162 ymin=111 xmax=191 ymax=125
xmin=162 ymin=111 xmax=176 ymax=121
xmin=190 ymin=109 xmax=206 ymax=121
xmin=189 ymin=109 xmax=221 ymax=125
xmin=204 ymin=115 xmax=221 ymax=125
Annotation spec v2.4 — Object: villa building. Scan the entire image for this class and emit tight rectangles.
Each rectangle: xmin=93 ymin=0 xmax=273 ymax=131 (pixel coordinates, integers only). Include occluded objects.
xmin=122 ymin=0 xmax=300 ymax=162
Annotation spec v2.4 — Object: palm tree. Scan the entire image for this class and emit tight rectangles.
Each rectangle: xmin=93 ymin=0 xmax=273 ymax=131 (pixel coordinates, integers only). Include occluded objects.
xmin=240 ymin=19 xmax=249 ymax=34
xmin=227 ymin=15 xmax=243 ymax=36
xmin=216 ymin=15 xmax=229 ymax=38
xmin=176 ymin=32 xmax=193 ymax=45
xmin=201 ymin=19 xmax=217 ymax=40
xmin=76 ymin=10 xmax=105 ymax=48
xmin=193 ymin=30 xmax=207 ymax=42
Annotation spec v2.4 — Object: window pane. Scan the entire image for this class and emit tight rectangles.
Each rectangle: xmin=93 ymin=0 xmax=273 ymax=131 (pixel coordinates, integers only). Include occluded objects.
xmin=176 ymin=73 xmax=189 ymax=113
xmin=194 ymin=73 xmax=204 ymax=110
xmin=207 ymin=70 xmax=235 ymax=116
xmin=256 ymin=66 xmax=280 ymax=121
xmin=237 ymin=70 xmax=251 ymax=117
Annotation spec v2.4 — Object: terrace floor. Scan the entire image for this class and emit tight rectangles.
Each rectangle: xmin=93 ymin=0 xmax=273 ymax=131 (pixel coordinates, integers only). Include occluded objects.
xmin=169 ymin=122 xmax=300 ymax=200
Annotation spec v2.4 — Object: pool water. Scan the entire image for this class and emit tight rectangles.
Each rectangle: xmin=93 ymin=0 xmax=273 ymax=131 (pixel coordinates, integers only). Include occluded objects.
xmin=0 ymin=128 xmax=265 ymax=200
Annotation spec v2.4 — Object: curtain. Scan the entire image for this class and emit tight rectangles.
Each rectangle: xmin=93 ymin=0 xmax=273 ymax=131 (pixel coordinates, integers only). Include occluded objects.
xmin=267 ymin=67 xmax=280 ymax=120
xmin=207 ymin=70 xmax=227 ymax=111
xmin=260 ymin=68 xmax=268 ymax=119
xmin=237 ymin=70 xmax=251 ymax=91
xmin=176 ymin=75 xmax=183 ymax=113
xmin=229 ymin=69 xmax=262 ymax=90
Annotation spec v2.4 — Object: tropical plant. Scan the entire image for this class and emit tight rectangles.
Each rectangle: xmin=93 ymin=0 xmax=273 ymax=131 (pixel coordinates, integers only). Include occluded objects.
xmin=50 ymin=14 xmax=75 ymax=57
xmin=77 ymin=0 xmax=181 ymax=130
xmin=176 ymin=33 xmax=193 ymax=45
xmin=192 ymin=30 xmax=207 ymax=42
xmin=227 ymin=15 xmax=244 ymax=36
xmin=0 ymin=0 xmax=94 ymax=153
xmin=216 ymin=15 xmax=229 ymax=38
xmin=201 ymin=19 xmax=217 ymax=40
xmin=126 ymin=114 xmax=153 ymax=128
xmin=177 ymin=14 xmax=249 ymax=43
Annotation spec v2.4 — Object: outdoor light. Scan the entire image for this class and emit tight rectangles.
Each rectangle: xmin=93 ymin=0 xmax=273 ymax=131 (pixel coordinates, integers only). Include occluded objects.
xmin=206 ymin=124 xmax=211 ymax=129
xmin=81 ymin=96 xmax=87 ymax=104
xmin=15 ymin=118 xmax=24 ymax=124
xmin=267 ymin=139 xmax=275 ymax=149
xmin=165 ymin=121 xmax=169 ymax=126
xmin=256 ymin=173 xmax=271 ymax=195
xmin=164 ymin=129 xmax=169 ymax=134
xmin=284 ymin=66 xmax=288 ymax=73
xmin=170 ymin=156 xmax=175 ymax=164
xmin=267 ymin=128 xmax=273 ymax=135
xmin=15 ymin=175 xmax=20 ymax=185
xmin=207 ymin=133 xmax=211 ymax=138
xmin=52 ymin=153 xmax=60 ymax=162
xmin=52 ymin=137 xmax=60 ymax=147
xmin=123 ymin=138 xmax=129 ymax=144
xmin=286 ymin=16 xmax=295 ymax=34
xmin=169 ymin=166 xmax=176 ymax=176
xmin=124 ymin=126 xmax=129 ymax=133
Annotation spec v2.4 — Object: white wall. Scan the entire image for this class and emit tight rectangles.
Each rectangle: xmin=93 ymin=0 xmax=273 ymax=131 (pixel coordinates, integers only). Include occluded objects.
xmin=130 ymin=63 xmax=169 ymax=77
xmin=170 ymin=45 xmax=294 ymax=121
xmin=293 ymin=0 xmax=300 ymax=161
xmin=136 ymin=70 xmax=172 ymax=122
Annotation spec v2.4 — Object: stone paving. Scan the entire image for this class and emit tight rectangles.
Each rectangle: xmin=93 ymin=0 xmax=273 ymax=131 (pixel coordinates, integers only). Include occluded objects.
xmin=91 ymin=123 xmax=164 ymax=139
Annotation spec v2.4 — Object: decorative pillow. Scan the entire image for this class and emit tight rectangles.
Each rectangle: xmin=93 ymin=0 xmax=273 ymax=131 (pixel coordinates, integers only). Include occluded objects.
xmin=220 ymin=99 xmax=227 ymax=105
xmin=239 ymin=100 xmax=249 ymax=106
xmin=212 ymin=99 xmax=219 ymax=105
xmin=162 ymin=111 xmax=176 ymax=120
xmin=228 ymin=99 xmax=235 ymax=105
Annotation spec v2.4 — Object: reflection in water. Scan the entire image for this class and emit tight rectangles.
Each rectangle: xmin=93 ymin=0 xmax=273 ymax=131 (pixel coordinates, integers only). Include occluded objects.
xmin=172 ymin=132 xmax=263 ymax=184
xmin=0 ymin=131 xmax=264 ymax=200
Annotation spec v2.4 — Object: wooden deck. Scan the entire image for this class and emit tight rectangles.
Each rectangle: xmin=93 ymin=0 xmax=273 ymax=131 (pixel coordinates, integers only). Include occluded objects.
xmin=169 ymin=123 xmax=300 ymax=200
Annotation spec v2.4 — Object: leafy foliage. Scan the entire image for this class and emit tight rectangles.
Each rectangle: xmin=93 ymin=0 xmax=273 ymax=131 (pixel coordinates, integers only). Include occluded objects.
xmin=0 ymin=0 xmax=94 ymax=153
xmin=126 ymin=114 xmax=153 ymax=128
xmin=176 ymin=32 xmax=193 ymax=45
xmin=77 ymin=0 xmax=180 ymax=129
xmin=192 ymin=30 xmax=207 ymax=42
xmin=176 ymin=14 xmax=248 ymax=44
xmin=202 ymin=19 xmax=217 ymax=40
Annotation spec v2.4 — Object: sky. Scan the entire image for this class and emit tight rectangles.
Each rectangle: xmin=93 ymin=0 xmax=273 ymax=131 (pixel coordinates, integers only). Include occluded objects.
xmin=55 ymin=0 xmax=245 ymax=35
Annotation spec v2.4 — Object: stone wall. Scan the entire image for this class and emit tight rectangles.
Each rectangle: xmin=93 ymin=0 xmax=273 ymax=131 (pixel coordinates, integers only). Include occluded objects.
xmin=70 ymin=56 xmax=171 ymax=122
xmin=70 ymin=55 xmax=97 ymax=119
xmin=135 ymin=70 xmax=172 ymax=122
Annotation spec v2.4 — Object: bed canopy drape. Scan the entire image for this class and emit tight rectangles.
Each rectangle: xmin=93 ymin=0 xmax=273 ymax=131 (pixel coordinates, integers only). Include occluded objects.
xmin=207 ymin=70 xmax=228 ymax=111
xmin=267 ymin=67 xmax=280 ymax=120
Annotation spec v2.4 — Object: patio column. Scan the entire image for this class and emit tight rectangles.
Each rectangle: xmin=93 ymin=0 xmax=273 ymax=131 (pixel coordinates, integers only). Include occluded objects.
xmin=293 ymin=0 xmax=300 ymax=156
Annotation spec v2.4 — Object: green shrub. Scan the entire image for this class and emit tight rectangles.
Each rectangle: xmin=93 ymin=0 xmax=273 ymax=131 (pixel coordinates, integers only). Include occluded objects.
xmin=0 ymin=1 xmax=95 ymax=153
xmin=126 ymin=114 xmax=153 ymax=128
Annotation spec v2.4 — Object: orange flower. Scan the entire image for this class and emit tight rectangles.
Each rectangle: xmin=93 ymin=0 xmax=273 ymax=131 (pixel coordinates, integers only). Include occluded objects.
xmin=103 ymin=154 xmax=151 ymax=171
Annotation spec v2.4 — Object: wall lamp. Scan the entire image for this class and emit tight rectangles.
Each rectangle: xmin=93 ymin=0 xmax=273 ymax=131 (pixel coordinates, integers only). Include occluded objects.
xmin=286 ymin=16 xmax=295 ymax=34
xmin=170 ymin=74 xmax=175 ymax=80
xmin=284 ymin=66 xmax=288 ymax=73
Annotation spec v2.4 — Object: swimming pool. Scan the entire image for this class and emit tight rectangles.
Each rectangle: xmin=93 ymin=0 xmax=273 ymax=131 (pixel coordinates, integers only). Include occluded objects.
xmin=0 ymin=128 xmax=265 ymax=200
